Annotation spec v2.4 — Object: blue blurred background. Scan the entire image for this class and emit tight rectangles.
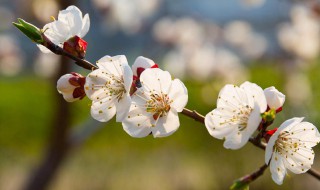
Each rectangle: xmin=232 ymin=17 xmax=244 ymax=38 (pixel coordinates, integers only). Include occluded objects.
xmin=1 ymin=0 xmax=320 ymax=189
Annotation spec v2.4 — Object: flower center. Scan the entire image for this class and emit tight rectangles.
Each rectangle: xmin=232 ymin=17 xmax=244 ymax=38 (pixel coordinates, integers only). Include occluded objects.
xmin=220 ymin=104 xmax=253 ymax=131
xmin=236 ymin=105 xmax=253 ymax=131
xmin=146 ymin=93 xmax=171 ymax=120
xmin=108 ymin=75 xmax=126 ymax=102
xmin=88 ymin=73 xmax=126 ymax=102
xmin=274 ymin=131 xmax=300 ymax=154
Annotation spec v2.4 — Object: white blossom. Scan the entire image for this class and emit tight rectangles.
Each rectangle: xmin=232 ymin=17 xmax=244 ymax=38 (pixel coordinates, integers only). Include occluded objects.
xmin=84 ymin=55 xmax=132 ymax=122
xmin=122 ymin=68 xmax=188 ymax=138
xmin=265 ymin=117 xmax=320 ymax=185
xmin=264 ymin=86 xmax=285 ymax=110
xmin=205 ymin=81 xmax=267 ymax=149
xmin=38 ymin=5 xmax=90 ymax=53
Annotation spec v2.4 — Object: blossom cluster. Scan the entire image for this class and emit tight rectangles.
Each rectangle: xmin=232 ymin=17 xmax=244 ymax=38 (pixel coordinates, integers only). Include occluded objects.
xmin=204 ymin=81 xmax=320 ymax=185
xmin=22 ymin=5 xmax=320 ymax=187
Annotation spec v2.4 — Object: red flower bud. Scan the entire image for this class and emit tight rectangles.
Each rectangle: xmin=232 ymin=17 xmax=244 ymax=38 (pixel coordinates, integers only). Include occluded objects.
xmin=63 ymin=36 xmax=88 ymax=59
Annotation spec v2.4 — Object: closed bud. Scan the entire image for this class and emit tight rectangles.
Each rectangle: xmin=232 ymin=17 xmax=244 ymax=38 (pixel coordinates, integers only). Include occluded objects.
xmin=57 ymin=72 xmax=86 ymax=102
xmin=63 ymin=36 xmax=88 ymax=59
xmin=264 ymin=86 xmax=285 ymax=111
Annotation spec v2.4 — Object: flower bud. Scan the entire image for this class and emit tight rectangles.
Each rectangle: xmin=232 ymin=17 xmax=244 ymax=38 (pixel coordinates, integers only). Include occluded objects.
xmin=63 ymin=36 xmax=87 ymax=59
xmin=132 ymin=56 xmax=159 ymax=78
xmin=264 ymin=86 xmax=285 ymax=111
xmin=57 ymin=72 xmax=86 ymax=102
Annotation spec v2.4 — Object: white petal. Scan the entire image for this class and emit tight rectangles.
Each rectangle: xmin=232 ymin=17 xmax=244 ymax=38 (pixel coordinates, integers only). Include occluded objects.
xmin=132 ymin=56 xmax=156 ymax=76
xmin=140 ymin=68 xmax=172 ymax=94
xmin=62 ymin=92 xmax=79 ymax=102
xmin=287 ymin=122 xmax=320 ymax=147
xmin=122 ymin=98 xmax=153 ymax=137
xmin=223 ymin=130 xmax=248 ymax=149
xmin=265 ymin=130 xmax=280 ymax=164
xmin=123 ymin=64 xmax=133 ymax=91
xmin=270 ymin=152 xmax=286 ymax=185
xmin=205 ymin=108 xmax=237 ymax=139
xmin=217 ymin=84 xmax=251 ymax=110
xmin=57 ymin=74 xmax=75 ymax=93
xmin=96 ymin=55 xmax=128 ymax=77
xmin=240 ymin=81 xmax=267 ymax=112
xmin=168 ymin=79 xmax=188 ymax=112
xmin=90 ymin=100 xmax=116 ymax=122
xmin=151 ymin=110 xmax=180 ymax=138
xmin=244 ymin=103 xmax=262 ymax=139
xmin=115 ymin=94 xmax=131 ymax=122
xmin=284 ymin=148 xmax=315 ymax=174
xmin=79 ymin=14 xmax=90 ymax=38
xmin=58 ymin=5 xmax=83 ymax=36
xmin=84 ymin=69 xmax=112 ymax=100
xmin=49 ymin=21 xmax=71 ymax=42
xmin=278 ymin=117 xmax=304 ymax=133
xmin=264 ymin=86 xmax=285 ymax=109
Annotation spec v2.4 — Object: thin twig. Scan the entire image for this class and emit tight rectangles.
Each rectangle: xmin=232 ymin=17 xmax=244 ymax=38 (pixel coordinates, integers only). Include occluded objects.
xmin=181 ymin=108 xmax=205 ymax=124
xmin=232 ymin=163 xmax=268 ymax=188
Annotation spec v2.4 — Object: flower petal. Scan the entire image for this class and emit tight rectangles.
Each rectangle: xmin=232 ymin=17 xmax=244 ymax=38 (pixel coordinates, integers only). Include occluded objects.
xmin=96 ymin=55 xmax=128 ymax=77
xmin=217 ymin=84 xmax=251 ymax=110
xmin=123 ymin=64 xmax=133 ymax=91
xmin=244 ymin=103 xmax=262 ymax=138
xmin=90 ymin=100 xmax=116 ymax=122
xmin=115 ymin=94 xmax=131 ymax=122
xmin=140 ymin=68 xmax=172 ymax=94
xmin=122 ymin=96 xmax=153 ymax=137
xmin=270 ymin=152 xmax=286 ymax=185
xmin=58 ymin=5 xmax=83 ymax=36
xmin=79 ymin=14 xmax=90 ymax=38
xmin=205 ymin=108 xmax=237 ymax=139
xmin=284 ymin=148 xmax=315 ymax=174
xmin=151 ymin=110 xmax=180 ymax=138
xmin=240 ymin=81 xmax=267 ymax=112
xmin=265 ymin=129 xmax=280 ymax=164
xmin=277 ymin=117 xmax=304 ymax=133
xmin=132 ymin=56 xmax=156 ymax=76
xmin=168 ymin=79 xmax=188 ymax=112
xmin=85 ymin=69 xmax=112 ymax=100
xmin=287 ymin=121 xmax=320 ymax=147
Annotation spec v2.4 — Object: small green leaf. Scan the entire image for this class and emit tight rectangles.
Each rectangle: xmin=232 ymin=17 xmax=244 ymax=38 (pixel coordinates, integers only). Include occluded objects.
xmin=13 ymin=18 xmax=43 ymax=43
xmin=230 ymin=180 xmax=250 ymax=190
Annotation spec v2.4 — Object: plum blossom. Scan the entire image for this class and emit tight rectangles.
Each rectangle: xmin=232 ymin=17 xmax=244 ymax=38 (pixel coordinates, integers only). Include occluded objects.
xmin=38 ymin=5 xmax=90 ymax=53
xmin=205 ymin=81 xmax=267 ymax=149
xmin=84 ymin=55 xmax=132 ymax=122
xmin=265 ymin=117 xmax=320 ymax=185
xmin=57 ymin=72 xmax=86 ymax=102
xmin=122 ymin=68 xmax=188 ymax=138
xmin=264 ymin=86 xmax=285 ymax=111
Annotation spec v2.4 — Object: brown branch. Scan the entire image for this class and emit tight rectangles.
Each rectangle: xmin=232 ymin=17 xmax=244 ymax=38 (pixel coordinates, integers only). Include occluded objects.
xmin=231 ymin=163 xmax=268 ymax=189
xmin=181 ymin=108 xmax=205 ymax=124
xmin=23 ymin=56 xmax=72 ymax=190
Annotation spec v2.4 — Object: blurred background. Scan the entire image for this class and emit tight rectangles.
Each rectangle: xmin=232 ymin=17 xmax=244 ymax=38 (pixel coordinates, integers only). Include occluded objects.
xmin=1 ymin=0 xmax=320 ymax=189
